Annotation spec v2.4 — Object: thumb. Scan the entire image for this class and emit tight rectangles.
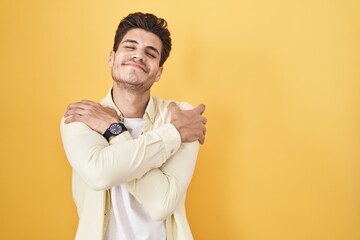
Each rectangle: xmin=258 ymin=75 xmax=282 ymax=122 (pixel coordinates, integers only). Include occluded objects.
xmin=194 ymin=104 xmax=206 ymax=114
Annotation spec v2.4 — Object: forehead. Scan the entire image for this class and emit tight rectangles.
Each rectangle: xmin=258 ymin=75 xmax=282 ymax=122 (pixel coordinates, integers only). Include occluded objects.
xmin=121 ymin=28 xmax=162 ymax=51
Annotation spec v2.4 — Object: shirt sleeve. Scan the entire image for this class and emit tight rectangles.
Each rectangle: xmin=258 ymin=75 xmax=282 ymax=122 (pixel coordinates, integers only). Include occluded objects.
xmin=125 ymin=141 xmax=200 ymax=221
xmin=125 ymin=102 xmax=201 ymax=221
xmin=60 ymin=118 xmax=181 ymax=190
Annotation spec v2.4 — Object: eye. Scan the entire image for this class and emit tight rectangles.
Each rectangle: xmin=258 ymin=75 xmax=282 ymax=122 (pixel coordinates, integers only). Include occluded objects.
xmin=146 ymin=51 xmax=157 ymax=58
xmin=147 ymin=53 xmax=155 ymax=58
xmin=124 ymin=46 xmax=135 ymax=50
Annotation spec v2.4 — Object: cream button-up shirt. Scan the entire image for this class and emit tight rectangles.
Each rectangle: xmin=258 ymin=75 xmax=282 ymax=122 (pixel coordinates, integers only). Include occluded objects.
xmin=61 ymin=89 xmax=200 ymax=240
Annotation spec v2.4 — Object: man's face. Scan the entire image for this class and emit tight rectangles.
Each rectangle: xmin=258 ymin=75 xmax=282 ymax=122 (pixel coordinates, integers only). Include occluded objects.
xmin=109 ymin=28 xmax=163 ymax=93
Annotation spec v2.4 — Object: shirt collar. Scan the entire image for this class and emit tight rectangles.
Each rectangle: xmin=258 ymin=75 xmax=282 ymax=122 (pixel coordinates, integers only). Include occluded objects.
xmin=102 ymin=87 xmax=156 ymax=123
xmin=144 ymin=97 xmax=155 ymax=123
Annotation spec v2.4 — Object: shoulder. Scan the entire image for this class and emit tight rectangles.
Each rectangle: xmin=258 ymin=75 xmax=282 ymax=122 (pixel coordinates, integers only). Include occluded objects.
xmin=151 ymin=96 xmax=194 ymax=124
xmin=153 ymin=96 xmax=194 ymax=111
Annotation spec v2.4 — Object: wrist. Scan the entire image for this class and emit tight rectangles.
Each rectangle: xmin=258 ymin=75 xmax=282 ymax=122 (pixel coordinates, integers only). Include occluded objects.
xmin=101 ymin=120 xmax=120 ymax=135
xmin=103 ymin=122 xmax=127 ymax=141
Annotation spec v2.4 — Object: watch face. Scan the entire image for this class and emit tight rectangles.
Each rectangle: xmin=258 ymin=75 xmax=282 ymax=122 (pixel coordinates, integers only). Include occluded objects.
xmin=109 ymin=123 xmax=123 ymax=135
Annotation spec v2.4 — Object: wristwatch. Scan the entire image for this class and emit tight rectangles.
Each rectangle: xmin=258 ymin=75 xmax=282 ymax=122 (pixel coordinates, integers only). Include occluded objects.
xmin=103 ymin=122 xmax=127 ymax=141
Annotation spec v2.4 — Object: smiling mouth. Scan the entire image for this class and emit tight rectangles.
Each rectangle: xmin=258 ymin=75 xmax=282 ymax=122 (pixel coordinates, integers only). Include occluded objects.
xmin=123 ymin=62 xmax=147 ymax=72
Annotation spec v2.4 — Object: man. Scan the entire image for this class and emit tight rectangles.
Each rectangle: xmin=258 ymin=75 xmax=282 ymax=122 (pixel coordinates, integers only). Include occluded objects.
xmin=61 ymin=12 xmax=206 ymax=240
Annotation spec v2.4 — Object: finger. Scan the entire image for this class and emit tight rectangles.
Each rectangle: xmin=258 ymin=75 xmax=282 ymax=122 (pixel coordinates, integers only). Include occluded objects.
xmin=80 ymin=100 xmax=96 ymax=105
xmin=64 ymin=107 xmax=88 ymax=117
xmin=168 ymin=102 xmax=181 ymax=113
xmin=199 ymin=126 xmax=206 ymax=144
xmin=202 ymin=117 xmax=207 ymax=124
xmin=67 ymin=101 xmax=94 ymax=111
xmin=64 ymin=115 xmax=81 ymax=124
xmin=194 ymin=104 xmax=206 ymax=114
xmin=64 ymin=107 xmax=72 ymax=117
xmin=67 ymin=102 xmax=84 ymax=111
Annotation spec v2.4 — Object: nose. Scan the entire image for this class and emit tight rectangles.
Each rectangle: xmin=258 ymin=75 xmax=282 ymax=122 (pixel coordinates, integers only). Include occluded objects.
xmin=131 ymin=51 xmax=145 ymax=62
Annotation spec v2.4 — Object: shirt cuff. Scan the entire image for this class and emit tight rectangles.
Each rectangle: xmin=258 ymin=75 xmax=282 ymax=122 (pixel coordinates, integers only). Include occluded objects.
xmin=155 ymin=123 xmax=181 ymax=158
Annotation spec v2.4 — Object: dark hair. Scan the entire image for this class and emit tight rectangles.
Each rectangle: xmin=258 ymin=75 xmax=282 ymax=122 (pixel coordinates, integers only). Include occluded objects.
xmin=113 ymin=12 xmax=172 ymax=66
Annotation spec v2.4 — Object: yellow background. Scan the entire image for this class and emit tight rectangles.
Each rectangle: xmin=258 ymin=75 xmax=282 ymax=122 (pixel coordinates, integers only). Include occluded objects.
xmin=0 ymin=0 xmax=359 ymax=239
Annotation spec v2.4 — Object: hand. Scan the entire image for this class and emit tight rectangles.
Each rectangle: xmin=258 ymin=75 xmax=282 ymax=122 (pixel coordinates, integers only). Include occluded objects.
xmin=169 ymin=102 xmax=207 ymax=144
xmin=64 ymin=100 xmax=120 ymax=134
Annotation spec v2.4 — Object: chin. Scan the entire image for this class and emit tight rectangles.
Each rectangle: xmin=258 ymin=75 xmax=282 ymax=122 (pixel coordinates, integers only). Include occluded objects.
xmin=113 ymin=71 xmax=141 ymax=83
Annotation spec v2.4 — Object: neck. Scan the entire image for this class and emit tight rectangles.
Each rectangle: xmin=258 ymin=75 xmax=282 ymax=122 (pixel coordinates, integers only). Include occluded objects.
xmin=112 ymin=82 xmax=150 ymax=119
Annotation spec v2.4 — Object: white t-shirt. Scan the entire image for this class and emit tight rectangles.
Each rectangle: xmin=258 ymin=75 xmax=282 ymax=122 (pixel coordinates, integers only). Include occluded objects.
xmin=105 ymin=118 xmax=166 ymax=240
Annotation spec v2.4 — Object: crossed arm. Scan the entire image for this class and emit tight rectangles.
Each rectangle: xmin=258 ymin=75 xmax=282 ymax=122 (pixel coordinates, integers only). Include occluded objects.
xmin=61 ymin=100 xmax=206 ymax=220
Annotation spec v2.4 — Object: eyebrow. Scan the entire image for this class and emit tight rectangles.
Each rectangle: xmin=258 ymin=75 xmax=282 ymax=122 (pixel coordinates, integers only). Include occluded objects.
xmin=121 ymin=39 xmax=160 ymax=55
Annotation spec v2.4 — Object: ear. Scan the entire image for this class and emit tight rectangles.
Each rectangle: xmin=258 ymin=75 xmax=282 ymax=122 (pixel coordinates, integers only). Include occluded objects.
xmin=108 ymin=51 xmax=115 ymax=68
xmin=155 ymin=67 xmax=163 ymax=82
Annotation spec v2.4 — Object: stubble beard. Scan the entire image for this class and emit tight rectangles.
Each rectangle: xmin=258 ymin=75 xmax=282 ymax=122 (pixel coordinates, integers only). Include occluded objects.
xmin=111 ymin=67 xmax=155 ymax=94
